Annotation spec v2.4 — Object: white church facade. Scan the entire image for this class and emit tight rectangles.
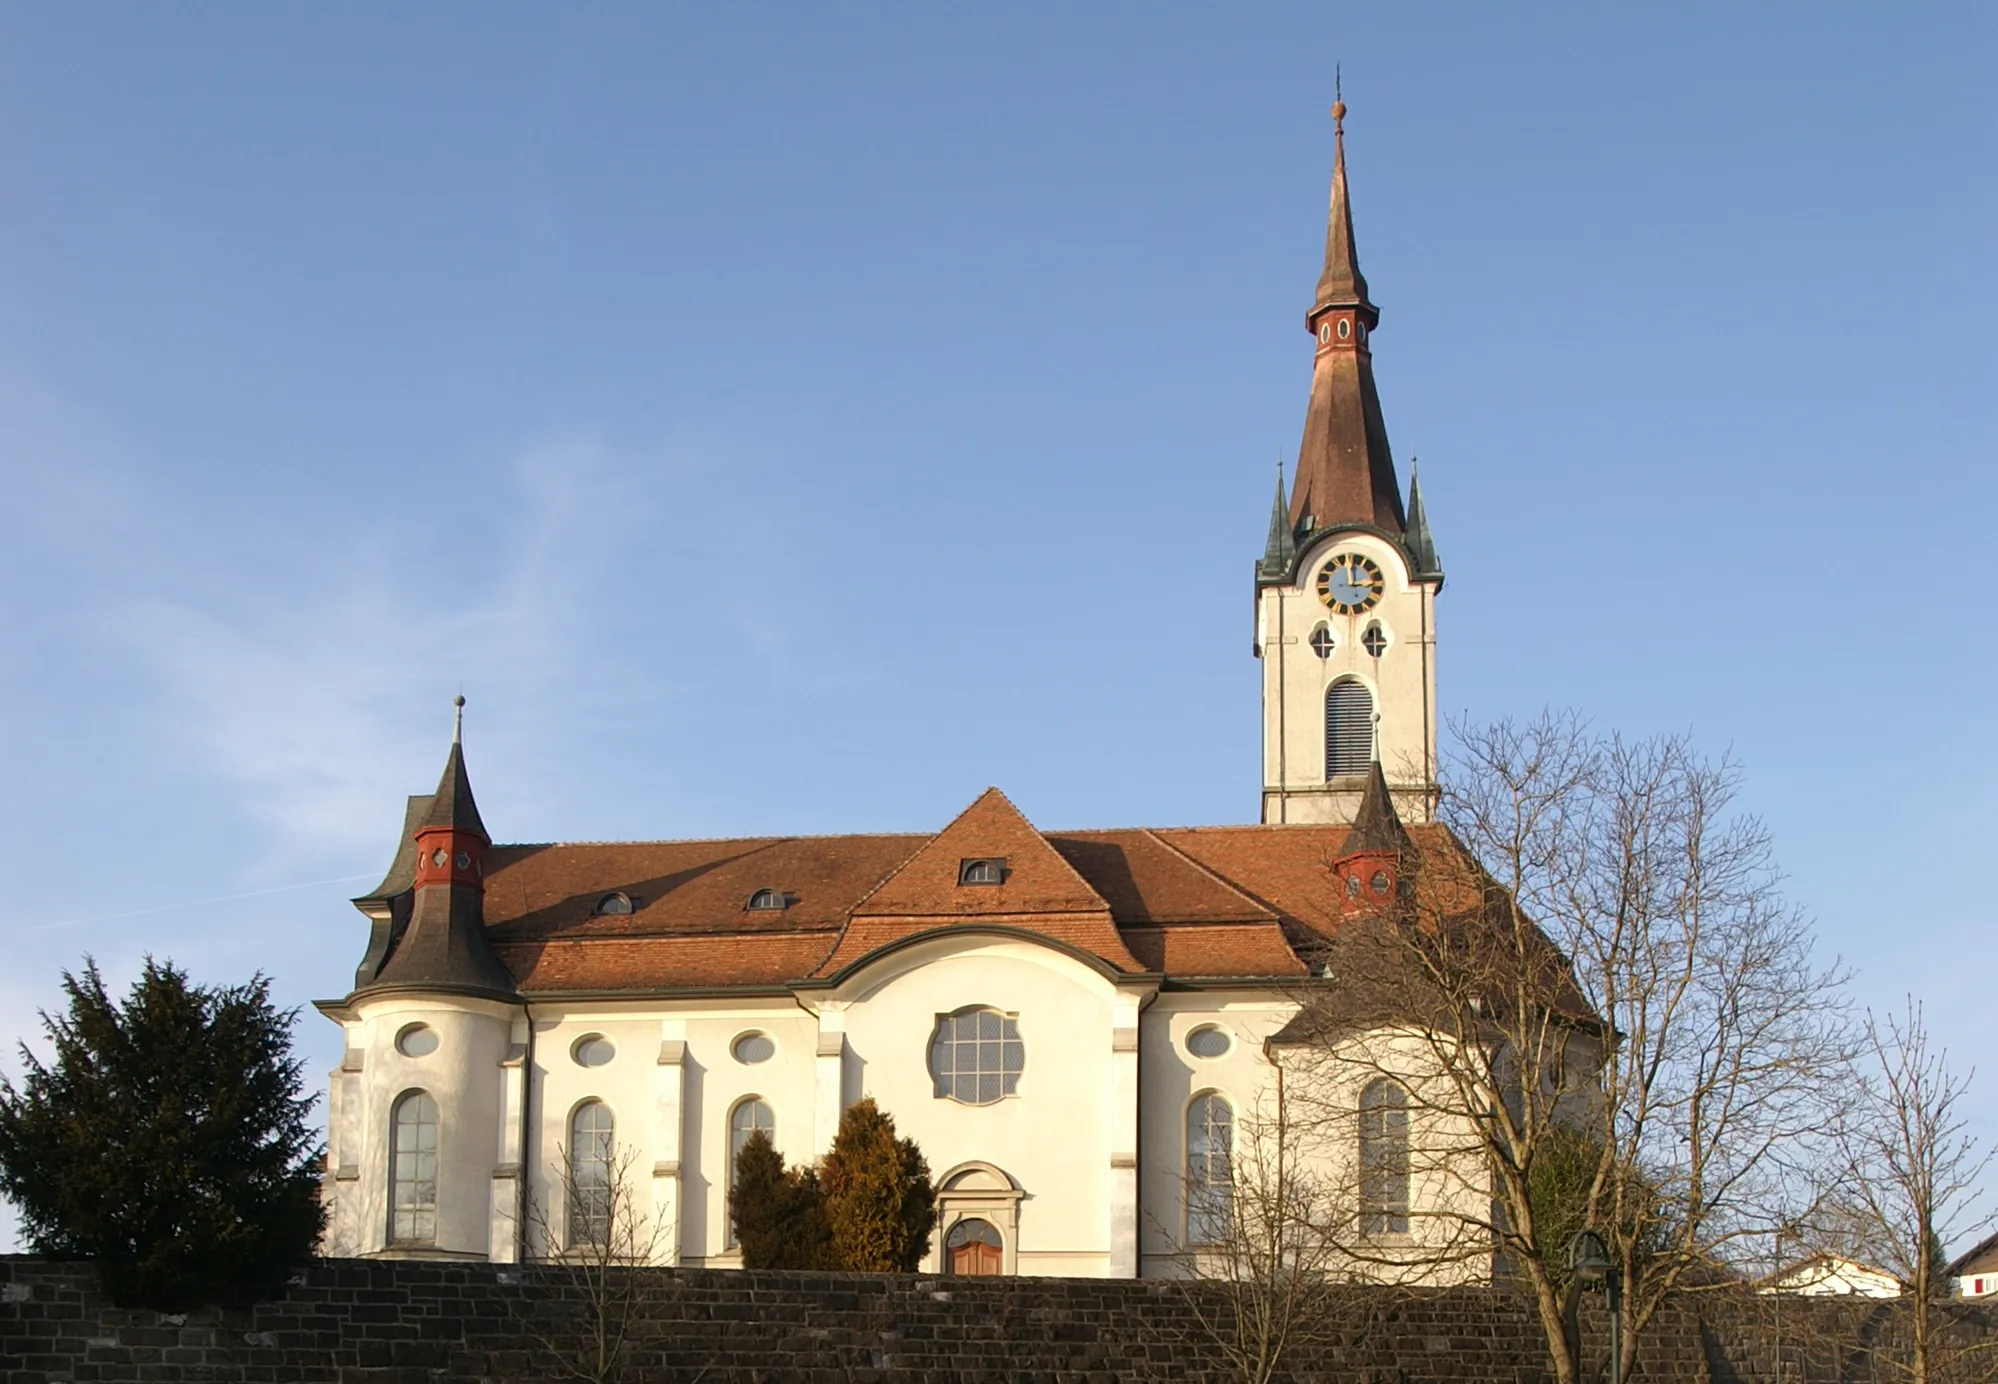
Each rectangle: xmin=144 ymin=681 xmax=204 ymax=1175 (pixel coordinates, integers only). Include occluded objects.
xmin=315 ymin=109 xmax=1493 ymax=1280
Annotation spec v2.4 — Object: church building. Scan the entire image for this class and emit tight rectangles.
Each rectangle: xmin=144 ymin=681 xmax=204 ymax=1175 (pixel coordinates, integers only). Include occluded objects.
xmin=316 ymin=109 xmax=1471 ymax=1279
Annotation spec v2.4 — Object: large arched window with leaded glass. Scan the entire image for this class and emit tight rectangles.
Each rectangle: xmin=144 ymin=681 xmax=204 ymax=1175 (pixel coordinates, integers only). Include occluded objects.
xmin=1185 ymin=1092 xmax=1234 ymax=1246
xmin=388 ymin=1090 xmax=439 ymax=1245
xmin=726 ymin=1098 xmax=775 ymax=1248
xmin=1325 ymin=680 xmax=1374 ymax=779
xmin=568 ymin=1100 xmax=615 ymax=1248
xmin=1359 ymin=1078 xmax=1410 ymax=1236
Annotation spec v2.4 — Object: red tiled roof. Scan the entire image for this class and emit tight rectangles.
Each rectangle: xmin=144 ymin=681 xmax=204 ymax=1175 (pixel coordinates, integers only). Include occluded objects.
xmin=438 ymin=793 xmax=1490 ymax=995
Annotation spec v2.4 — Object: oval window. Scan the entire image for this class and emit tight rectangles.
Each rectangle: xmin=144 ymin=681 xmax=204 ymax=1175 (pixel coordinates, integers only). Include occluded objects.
xmin=1370 ymin=870 xmax=1392 ymax=896
xmin=1337 ymin=317 xmax=1352 ymax=340
xmin=396 ymin=1023 xmax=439 ymax=1058
xmin=572 ymin=1035 xmax=616 ymax=1068
xmin=732 ymin=1032 xmax=775 ymax=1064
xmin=1186 ymin=1026 xmax=1231 ymax=1060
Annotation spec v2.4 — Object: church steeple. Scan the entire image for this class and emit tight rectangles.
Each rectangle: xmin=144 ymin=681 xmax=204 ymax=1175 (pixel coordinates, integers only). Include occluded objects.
xmin=1287 ymin=99 xmax=1407 ymax=543
xmin=1254 ymin=101 xmax=1442 ymax=829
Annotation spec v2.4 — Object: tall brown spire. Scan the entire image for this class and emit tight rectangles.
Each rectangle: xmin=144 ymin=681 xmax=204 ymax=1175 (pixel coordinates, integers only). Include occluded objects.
xmin=1288 ymin=99 xmax=1407 ymax=542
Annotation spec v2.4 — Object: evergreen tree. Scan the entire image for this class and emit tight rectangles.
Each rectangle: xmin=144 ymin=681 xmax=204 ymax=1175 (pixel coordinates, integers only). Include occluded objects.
xmin=0 ymin=958 xmax=324 ymax=1310
xmin=819 ymin=1098 xmax=936 ymax=1272
xmin=729 ymin=1129 xmax=832 ymax=1270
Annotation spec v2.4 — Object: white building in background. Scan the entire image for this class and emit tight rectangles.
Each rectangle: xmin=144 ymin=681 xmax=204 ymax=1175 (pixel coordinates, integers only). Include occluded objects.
xmin=316 ymin=108 xmax=1497 ymax=1280
xmin=1760 ymin=1255 xmax=1903 ymax=1299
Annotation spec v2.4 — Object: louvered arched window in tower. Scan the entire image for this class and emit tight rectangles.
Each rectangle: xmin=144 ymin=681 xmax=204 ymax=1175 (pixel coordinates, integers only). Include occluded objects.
xmin=1325 ymin=680 xmax=1374 ymax=779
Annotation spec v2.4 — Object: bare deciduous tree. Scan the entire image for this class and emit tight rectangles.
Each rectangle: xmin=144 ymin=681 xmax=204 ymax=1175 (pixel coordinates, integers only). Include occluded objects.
xmin=517 ymin=1137 xmax=675 ymax=1384
xmin=1829 ymin=998 xmax=1995 ymax=1384
xmin=1156 ymin=1071 xmax=1383 ymax=1384
xmin=1283 ymin=714 xmax=1850 ymax=1384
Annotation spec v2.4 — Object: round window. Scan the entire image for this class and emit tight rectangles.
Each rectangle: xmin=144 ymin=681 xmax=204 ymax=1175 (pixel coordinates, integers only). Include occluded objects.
xmin=1186 ymin=1025 xmax=1231 ymax=1060
xmin=1370 ymin=870 xmax=1392 ymax=896
xmin=732 ymin=1032 xmax=775 ymax=1064
xmin=572 ymin=1035 xmax=616 ymax=1068
xmin=395 ymin=1023 xmax=439 ymax=1058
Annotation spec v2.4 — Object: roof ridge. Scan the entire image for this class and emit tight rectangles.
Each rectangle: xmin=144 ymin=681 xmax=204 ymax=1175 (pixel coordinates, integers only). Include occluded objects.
xmin=492 ymin=830 xmax=931 ymax=850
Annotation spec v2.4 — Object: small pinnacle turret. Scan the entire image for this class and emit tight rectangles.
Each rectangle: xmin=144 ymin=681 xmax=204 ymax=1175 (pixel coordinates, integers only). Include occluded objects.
xmin=1404 ymin=460 xmax=1442 ymax=580
xmin=1259 ymin=460 xmax=1297 ymax=581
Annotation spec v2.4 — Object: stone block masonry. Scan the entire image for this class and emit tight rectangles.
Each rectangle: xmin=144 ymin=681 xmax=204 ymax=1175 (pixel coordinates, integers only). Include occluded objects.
xmin=2 ymin=1255 xmax=1992 ymax=1383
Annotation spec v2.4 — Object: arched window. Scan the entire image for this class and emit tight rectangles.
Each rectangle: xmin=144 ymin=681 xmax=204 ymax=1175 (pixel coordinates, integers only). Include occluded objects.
xmin=388 ymin=1091 xmax=439 ymax=1245
xmin=1325 ymin=680 xmax=1374 ymax=779
xmin=1186 ymin=1093 xmax=1234 ymax=1246
xmin=567 ymin=1101 xmax=615 ymax=1248
xmin=1359 ymin=1078 xmax=1410 ymax=1236
xmin=594 ymin=891 xmax=633 ymax=915
xmin=726 ymin=1098 xmax=775 ymax=1248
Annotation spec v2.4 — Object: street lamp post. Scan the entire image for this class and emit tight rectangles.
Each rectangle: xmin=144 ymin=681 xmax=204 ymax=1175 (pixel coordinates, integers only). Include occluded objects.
xmin=1568 ymin=1229 xmax=1624 ymax=1384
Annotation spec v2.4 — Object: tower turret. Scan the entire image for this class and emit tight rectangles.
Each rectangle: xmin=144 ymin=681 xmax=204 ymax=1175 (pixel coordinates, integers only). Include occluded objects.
xmin=358 ymin=698 xmax=514 ymax=997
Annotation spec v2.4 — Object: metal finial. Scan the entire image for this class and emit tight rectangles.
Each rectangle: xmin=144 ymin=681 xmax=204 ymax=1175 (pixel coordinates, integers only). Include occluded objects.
xmin=1332 ymin=66 xmax=1345 ymax=128
xmin=453 ymin=694 xmax=465 ymax=745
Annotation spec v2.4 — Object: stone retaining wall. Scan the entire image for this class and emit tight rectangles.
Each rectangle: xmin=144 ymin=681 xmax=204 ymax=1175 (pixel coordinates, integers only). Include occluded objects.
xmin=3 ymin=1256 xmax=1992 ymax=1383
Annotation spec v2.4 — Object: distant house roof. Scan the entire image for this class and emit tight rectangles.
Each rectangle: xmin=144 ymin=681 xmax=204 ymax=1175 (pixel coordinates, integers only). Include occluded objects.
xmin=1950 ymin=1230 xmax=1998 ymax=1279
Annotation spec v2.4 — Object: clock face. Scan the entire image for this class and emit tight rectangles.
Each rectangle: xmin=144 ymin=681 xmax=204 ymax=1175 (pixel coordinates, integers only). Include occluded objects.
xmin=1316 ymin=553 xmax=1385 ymax=614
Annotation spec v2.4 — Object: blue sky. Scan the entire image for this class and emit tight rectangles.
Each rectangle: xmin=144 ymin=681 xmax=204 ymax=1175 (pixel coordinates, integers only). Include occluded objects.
xmin=0 ymin=5 xmax=1992 ymax=1252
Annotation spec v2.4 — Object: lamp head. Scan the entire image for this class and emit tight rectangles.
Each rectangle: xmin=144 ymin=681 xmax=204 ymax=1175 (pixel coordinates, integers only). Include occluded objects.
xmin=1568 ymin=1228 xmax=1613 ymax=1284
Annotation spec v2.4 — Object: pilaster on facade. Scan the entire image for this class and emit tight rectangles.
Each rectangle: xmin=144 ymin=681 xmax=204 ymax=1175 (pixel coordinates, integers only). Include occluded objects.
xmin=487 ymin=1021 xmax=529 ymax=1264
xmin=1106 ymin=987 xmax=1148 ymax=1278
xmin=813 ymin=1003 xmax=849 ymax=1154
xmin=326 ymin=1041 xmax=364 ymax=1256
xmin=652 ymin=1025 xmax=687 ymax=1267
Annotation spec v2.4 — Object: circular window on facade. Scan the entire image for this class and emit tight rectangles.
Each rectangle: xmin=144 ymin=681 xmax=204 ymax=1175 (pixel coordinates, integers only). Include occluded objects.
xmin=572 ymin=1035 xmax=616 ymax=1068
xmin=395 ymin=1023 xmax=439 ymax=1058
xmin=929 ymin=1007 xmax=1024 ymax=1105
xmin=732 ymin=1031 xmax=775 ymax=1065
xmin=1186 ymin=1025 xmax=1231 ymax=1060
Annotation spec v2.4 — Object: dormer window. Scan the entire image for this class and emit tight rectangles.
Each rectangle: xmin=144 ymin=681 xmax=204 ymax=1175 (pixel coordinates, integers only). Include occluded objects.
xmin=746 ymin=888 xmax=789 ymax=911
xmin=593 ymin=892 xmax=633 ymax=916
xmin=958 ymin=858 xmax=1006 ymax=886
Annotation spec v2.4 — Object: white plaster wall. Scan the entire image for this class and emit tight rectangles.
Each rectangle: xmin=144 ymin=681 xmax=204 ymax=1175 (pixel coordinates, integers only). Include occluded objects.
xmin=1259 ymin=530 xmax=1437 ymax=824
xmin=520 ymin=1002 xmax=818 ymax=1265
xmin=338 ymin=996 xmax=518 ymax=1259
xmin=1136 ymin=994 xmax=1294 ymax=1270
xmin=833 ymin=936 xmax=1122 ymax=1277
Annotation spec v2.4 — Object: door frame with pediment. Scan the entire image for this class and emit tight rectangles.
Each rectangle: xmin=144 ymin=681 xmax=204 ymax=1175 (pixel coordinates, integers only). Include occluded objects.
xmin=931 ymin=1161 xmax=1023 ymax=1276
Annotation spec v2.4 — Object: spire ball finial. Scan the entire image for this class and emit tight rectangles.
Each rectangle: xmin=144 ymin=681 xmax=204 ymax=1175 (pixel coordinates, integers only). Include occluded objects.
xmin=452 ymin=694 xmax=465 ymax=745
xmin=1331 ymin=99 xmax=1346 ymax=123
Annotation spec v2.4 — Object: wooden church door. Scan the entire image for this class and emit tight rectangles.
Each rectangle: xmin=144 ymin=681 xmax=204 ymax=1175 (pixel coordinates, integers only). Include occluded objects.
xmin=946 ymin=1218 xmax=1003 ymax=1275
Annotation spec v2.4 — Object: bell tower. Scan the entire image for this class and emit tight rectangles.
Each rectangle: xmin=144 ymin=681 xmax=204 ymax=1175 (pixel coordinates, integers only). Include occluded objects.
xmin=1256 ymin=101 xmax=1443 ymax=826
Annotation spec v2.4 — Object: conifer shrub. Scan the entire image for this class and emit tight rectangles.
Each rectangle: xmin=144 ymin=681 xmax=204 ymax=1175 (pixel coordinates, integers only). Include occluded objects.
xmin=729 ymin=1129 xmax=833 ymax=1269
xmin=0 ymin=958 xmax=325 ymax=1310
xmin=820 ymin=1097 xmax=936 ymax=1272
